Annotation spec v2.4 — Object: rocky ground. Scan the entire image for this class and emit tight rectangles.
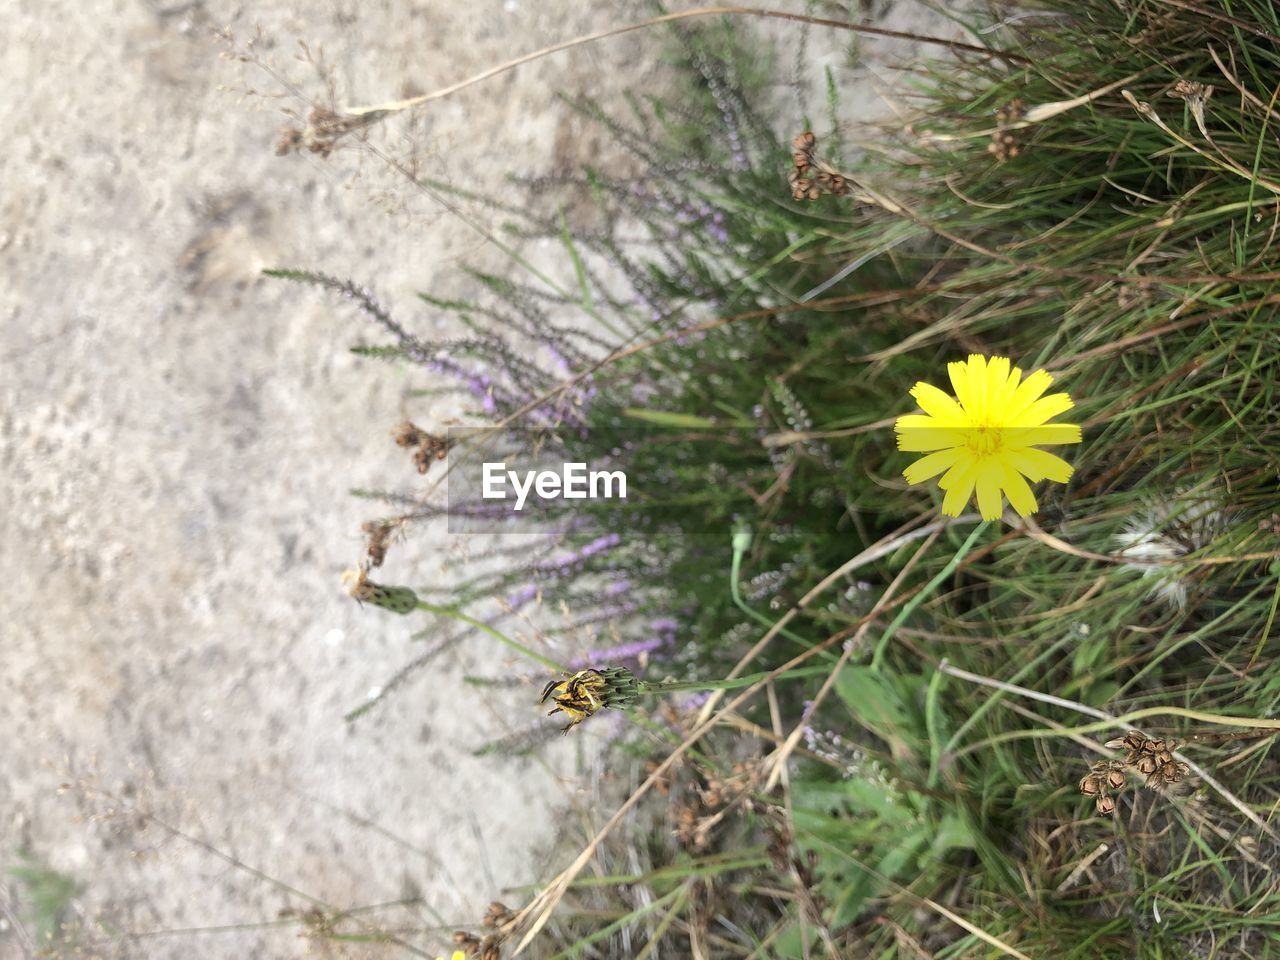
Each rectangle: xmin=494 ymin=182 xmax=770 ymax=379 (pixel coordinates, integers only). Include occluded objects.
xmin=0 ymin=2 xmax=962 ymax=956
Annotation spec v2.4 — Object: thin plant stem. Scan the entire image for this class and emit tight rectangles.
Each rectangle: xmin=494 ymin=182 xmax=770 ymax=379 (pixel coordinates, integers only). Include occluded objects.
xmin=339 ymin=7 xmax=1026 ymax=121
xmin=414 ymin=600 xmax=565 ymax=671
xmin=870 ymin=521 xmax=991 ymax=671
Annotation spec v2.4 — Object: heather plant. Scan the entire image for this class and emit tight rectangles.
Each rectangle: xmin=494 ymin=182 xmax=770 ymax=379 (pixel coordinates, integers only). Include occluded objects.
xmin=270 ymin=1 xmax=1280 ymax=956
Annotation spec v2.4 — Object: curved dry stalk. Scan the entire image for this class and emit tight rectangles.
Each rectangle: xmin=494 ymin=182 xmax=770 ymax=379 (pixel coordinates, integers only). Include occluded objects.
xmin=1122 ymin=89 xmax=1280 ymax=195
xmin=919 ymin=68 xmax=1150 ymax=144
xmin=338 ymin=7 xmax=1025 ymax=123
xmin=1208 ymin=43 xmax=1280 ymax=124
xmin=1019 ymin=513 xmax=1280 ymax=567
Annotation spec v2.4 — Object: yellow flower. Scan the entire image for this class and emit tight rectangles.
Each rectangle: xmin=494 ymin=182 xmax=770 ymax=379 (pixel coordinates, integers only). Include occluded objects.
xmin=435 ymin=952 xmax=466 ymax=960
xmin=895 ymin=355 xmax=1082 ymax=520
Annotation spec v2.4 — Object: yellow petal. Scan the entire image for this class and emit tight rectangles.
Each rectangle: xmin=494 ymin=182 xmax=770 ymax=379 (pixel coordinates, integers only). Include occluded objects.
xmin=967 ymin=355 xmax=991 ymax=418
xmin=984 ymin=356 xmax=1011 ymax=418
xmin=948 ymin=359 xmax=977 ymax=415
xmin=903 ymin=447 xmax=963 ymax=485
xmin=1001 ymin=363 xmax=1024 ymax=408
xmin=1012 ymin=424 xmax=1083 ymax=446
xmin=1010 ymin=392 xmax=1074 ymax=427
xmin=998 ymin=460 xmax=1038 ymax=516
xmin=910 ymin=382 xmax=966 ymax=424
xmin=975 ymin=461 xmax=1004 ymax=520
xmin=895 ymin=416 xmax=967 ymax=452
xmin=895 ymin=414 xmax=942 ymax=430
xmin=1007 ymin=368 xmax=1054 ymax=417
xmin=1006 ymin=447 xmax=1074 ymax=482
xmin=940 ymin=461 xmax=977 ymax=515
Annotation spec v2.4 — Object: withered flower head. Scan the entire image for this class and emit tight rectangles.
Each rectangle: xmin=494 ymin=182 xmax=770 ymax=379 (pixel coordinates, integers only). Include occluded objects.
xmin=393 ymin=421 xmax=454 ymax=475
xmin=1103 ymin=730 xmax=1191 ymax=789
xmin=788 ymin=130 xmax=852 ymax=202
xmin=482 ymin=902 xmax=513 ymax=930
xmin=1106 ymin=731 xmax=1149 ymax=755
xmin=540 ymin=667 xmax=640 ymax=733
xmin=1079 ymin=760 xmax=1127 ymax=815
xmin=341 ymin=567 xmax=420 ymax=615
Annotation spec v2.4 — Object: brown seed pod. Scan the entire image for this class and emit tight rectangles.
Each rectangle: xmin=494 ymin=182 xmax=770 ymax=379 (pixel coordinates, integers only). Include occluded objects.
xmin=1106 ymin=731 xmax=1145 ymax=752
xmin=1096 ymin=794 xmax=1117 ymax=815
xmin=394 ymin=421 xmax=426 ymax=447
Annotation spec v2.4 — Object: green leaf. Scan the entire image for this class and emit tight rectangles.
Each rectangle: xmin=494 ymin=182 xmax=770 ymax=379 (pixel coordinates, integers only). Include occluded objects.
xmin=836 ymin=665 xmax=921 ymax=761
xmin=927 ymin=812 xmax=977 ymax=861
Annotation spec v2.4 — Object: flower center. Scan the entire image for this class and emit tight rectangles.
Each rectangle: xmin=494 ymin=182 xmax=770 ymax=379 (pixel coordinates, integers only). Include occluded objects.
xmin=966 ymin=423 xmax=1004 ymax=458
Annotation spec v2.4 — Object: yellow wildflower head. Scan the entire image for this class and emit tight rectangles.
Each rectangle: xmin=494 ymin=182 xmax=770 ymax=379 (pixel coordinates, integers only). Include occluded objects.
xmin=435 ymin=952 xmax=466 ymax=960
xmin=895 ymin=355 xmax=1082 ymax=521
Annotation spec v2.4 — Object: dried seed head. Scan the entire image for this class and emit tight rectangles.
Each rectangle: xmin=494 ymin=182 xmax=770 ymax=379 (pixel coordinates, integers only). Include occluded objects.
xmin=1112 ymin=731 xmax=1148 ymax=753
xmin=362 ymin=520 xmax=397 ymax=568
xmin=342 ymin=568 xmax=420 ymax=615
xmin=393 ymin=421 xmax=454 ymax=474
xmin=1079 ymin=774 xmax=1102 ymax=796
xmin=394 ymin=421 xmax=426 ymax=447
xmin=787 ymin=131 xmax=855 ymax=203
xmin=1113 ymin=490 xmax=1233 ymax=609
xmin=1096 ymin=794 xmax=1117 ymax=815
xmin=995 ymin=97 xmax=1025 ymax=124
xmin=275 ymin=125 xmax=304 ymax=156
xmin=482 ymin=902 xmax=513 ymax=929
xmin=1168 ymin=79 xmax=1212 ymax=104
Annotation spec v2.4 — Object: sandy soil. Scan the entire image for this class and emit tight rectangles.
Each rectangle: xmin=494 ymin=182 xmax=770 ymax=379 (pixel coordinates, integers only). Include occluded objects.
xmin=0 ymin=2 xmax=962 ymax=957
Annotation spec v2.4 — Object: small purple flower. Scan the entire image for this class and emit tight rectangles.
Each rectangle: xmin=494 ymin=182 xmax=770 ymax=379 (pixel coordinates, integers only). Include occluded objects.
xmin=579 ymin=635 xmax=666 ymax=665
xmin=508 ymin=583 xmax=538 ymax=609
xmin=681 ymin=691 xmax=712 ymax=711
